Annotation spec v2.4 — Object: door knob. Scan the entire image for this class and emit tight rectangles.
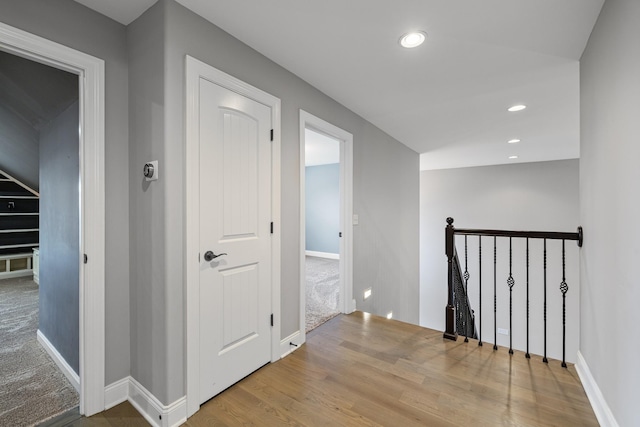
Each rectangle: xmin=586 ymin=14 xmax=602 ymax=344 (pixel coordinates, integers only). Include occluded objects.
xmin=204 ymin=251 xmax=227 ymax=262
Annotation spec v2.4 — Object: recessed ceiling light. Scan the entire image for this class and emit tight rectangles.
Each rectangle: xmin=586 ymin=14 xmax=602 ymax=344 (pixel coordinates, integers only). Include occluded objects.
xmin=386 ymin=311 xmax=393 ymax=319
xmin=508 ymin=104 xmax=527 ymax=112
xmin=509 ymin=155 xmax=519 ymax=159
xmin=399 ymin=31 xmax=427 ymax=48
xmin=508 ymin=139 xmax=520 ymax=144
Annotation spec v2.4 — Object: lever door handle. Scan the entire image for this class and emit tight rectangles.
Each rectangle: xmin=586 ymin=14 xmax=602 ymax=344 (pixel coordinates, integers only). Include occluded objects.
xmin=204 ymin=251 xmax=227 ymax=262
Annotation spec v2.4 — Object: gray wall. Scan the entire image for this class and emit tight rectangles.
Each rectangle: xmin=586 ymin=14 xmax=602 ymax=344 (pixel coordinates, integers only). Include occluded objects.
xmin=0 ymin=103 xmax=39 ymax=190
xmin=0 ymin=0 xmax=130 ymax=384
xmin=305 ymin=164 xmax=340 ymax=254
xmin=127 ymin=1 xmax=168 ymax=402
xmin=420 ymin=160 xmax=580 ymax=361
xmin=39 ymin=101 xmax=80 ymax=373
xmin=122 ymin=0 xmax=419 ymax=404
xmin=580 ymin=0 xmax=640 ymax=425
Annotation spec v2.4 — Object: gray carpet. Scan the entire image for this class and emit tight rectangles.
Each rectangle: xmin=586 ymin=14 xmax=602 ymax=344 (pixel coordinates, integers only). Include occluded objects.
xmin=0 ymin=277 xmax=79 ymax=427
xmin=305 ymin=256 xmax=340 ymax=332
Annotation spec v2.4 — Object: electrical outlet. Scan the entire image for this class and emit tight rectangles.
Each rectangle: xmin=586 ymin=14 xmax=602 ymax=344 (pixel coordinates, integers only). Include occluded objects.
xmin=498 ymin=328 xmax=509 ymax=336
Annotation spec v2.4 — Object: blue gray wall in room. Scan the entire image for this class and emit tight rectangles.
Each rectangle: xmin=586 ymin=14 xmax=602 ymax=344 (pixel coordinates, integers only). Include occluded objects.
xmin=0 ymin=103 xmax=39 ymax=190
xmin=305 ymin=163 xmax=340 ymax=254
xmin=39 ymin=100 xmax=80 ymax=374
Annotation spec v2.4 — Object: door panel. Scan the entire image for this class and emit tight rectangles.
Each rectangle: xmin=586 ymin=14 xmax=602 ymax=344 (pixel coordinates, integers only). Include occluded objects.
xmin=198 ymin=78 xmax=272 ymax=404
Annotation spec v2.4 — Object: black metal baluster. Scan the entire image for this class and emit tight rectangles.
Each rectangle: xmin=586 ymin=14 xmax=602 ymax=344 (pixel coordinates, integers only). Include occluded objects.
xmin=478 ymin=236 xmax=482 ymax=347
xmin=507 ymin=237 xmax=514 ymax=355
xmin=560 ymin=239 xmax=568 ymax=368
xmin=464 ymin=235 xmax=470 ymax=342
xmin=493 ymin=236 xmax=498 ymax=351
xmin=526 ymin=238 xmax=530 ymax=359
xmin=543 ymin=239 xmax=548 ymax=364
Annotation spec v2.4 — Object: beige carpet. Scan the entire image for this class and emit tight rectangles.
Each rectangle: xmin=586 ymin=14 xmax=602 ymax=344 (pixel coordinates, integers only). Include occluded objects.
xmin=0 ymin=277 xmax=79 ymax=427
xmin=305 ymin=256 xmax=340 ymax=332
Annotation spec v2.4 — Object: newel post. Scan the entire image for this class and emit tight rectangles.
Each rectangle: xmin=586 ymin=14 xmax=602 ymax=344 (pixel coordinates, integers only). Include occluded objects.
xmin=444 ymin=217 xmax=457 ymax=340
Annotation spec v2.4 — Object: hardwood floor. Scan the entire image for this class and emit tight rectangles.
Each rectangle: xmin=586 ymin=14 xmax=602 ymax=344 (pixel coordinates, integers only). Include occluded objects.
xmin=67 ymin=312 xmax=598 ymax=426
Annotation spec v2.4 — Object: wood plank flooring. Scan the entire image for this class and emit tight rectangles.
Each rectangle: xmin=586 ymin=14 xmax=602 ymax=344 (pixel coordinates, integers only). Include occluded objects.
xmin=65 ymin=312 xmax=598 ymax=426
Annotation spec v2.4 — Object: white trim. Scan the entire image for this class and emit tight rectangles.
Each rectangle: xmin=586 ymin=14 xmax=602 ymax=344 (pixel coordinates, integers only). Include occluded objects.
xmin=185 ymin=55 xmax=282 ymax=418
xmin=576 ymin=351 xmax=619 ymax=427
xmin=128 ymin=377 xmax=187 ymax=427
xmin=305 ymin=250 xmax=339 ymax=260
xmin=0 ymin=22 xmax=106 ymax=416
xmin=104 ymin=377 xmax=129 ymax=410
xmin=280 ymin=331 xmax=302 ymax=358
xmin=0 ymin=269 xmax=32 ymax=280
xmin=299 ymin=110 xmax=355 ymax=346
xmin=37 ymin=330 xmax=80 ymax=392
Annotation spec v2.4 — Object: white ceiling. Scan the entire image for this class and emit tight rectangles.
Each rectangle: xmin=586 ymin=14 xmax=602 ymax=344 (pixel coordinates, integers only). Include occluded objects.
xmin=74 ymin=0 xmax=604 ymax=170
xmin=305 ymin=129 xmax=340 ymax=167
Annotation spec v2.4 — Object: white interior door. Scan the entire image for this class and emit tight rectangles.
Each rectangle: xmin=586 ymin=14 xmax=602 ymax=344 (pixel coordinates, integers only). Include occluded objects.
xmin=198 ymin=78 xmax=272 ymax=404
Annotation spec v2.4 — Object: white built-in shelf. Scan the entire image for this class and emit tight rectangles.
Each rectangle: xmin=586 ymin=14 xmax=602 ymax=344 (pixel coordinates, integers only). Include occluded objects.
xmin=0 ymin=243 xmax=40 ymax=249
xmin=0 ymin=195 xmax=39 ymax=199
xmin=0 ymin=228 xmax=39 ymax=233
xmin=0 ymin=168 xmax=40 ymax=258
xmin=0 ymin=213 xmax=39 ymax=216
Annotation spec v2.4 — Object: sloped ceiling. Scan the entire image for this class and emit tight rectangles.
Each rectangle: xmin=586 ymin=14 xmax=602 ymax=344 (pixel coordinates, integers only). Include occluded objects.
xmin=0 ymin=51 xmax=78 ymax=131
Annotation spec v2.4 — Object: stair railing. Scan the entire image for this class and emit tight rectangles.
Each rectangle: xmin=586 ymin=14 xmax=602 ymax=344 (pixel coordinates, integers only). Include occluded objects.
xmin=444 ymin=217 xmax=583 ymax=367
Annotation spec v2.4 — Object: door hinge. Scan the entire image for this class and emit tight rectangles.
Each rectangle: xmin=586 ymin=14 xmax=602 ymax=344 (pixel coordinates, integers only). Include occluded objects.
xmin=270 ymin=129 xmax=274 ymax=141
xmin=270 ymin=313 xmax=274 ymax=327
xmin=270 ymin=222 xmax=274 ymax=234
xmin=83 ymin=254 xmax=88 ymax=264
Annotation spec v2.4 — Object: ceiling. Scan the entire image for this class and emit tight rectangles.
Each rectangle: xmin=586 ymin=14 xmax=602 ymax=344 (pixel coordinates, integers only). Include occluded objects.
xmin=0 ymin=51 xmax=78 ymax=130
xmin=73 ymin=0 xmax=604 ymax=170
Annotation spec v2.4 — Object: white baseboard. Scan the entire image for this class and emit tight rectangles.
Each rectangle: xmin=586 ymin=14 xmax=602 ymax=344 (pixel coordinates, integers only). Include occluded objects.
xmin=0 ymin=269 xmax=33 ymax=280
xmin=348 ymin=299 xmax=357 ymax=313
xmin=103 ymin=377 xmax=186 ymax=427
xmin=305 ymin=251 xmax=339 ymax=260
xmin=37 ymin=330 xmax=80 ymax=392
xmin=104 ymin=377 xmax=129 ymax=409
xmin=576 ymin=351 xmax=619 ymax=427
xmin=280 ymin=331 xmax=303 ymax=358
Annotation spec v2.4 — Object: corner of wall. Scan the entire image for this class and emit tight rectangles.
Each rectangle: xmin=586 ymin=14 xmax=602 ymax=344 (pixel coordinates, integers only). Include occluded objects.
xmin=104 ymin=377 xmax=186 ymax=427
xmin=575 ymin=352 xmax=619 ymax=427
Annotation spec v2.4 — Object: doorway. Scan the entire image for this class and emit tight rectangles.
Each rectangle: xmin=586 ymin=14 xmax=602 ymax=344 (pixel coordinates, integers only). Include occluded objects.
xmin=299 ymin=111 xmax=354 ymax=340
xmin=0 ymin=22 xmax=106 ymax=416
xmin=0 ymin=49 xmax=80 ymax=424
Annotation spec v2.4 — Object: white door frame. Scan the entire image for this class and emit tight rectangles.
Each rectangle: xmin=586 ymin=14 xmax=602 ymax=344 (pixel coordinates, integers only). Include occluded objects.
xmin=0 ymin=23 xmax=106 ymax=416
xmin=299 ymin=110 xmax=354 ymax=341
xmin=185 ymin=55 xmax=281 ymax=418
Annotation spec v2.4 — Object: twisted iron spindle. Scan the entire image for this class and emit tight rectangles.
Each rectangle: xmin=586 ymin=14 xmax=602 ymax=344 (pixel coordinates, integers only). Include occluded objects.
xmin=478 ymin=236 xmax=482 ymax=347
xmin=493 ymin=236 xmax=498 ymax=351
xmin=526 ymin=238 xmax=530 ymax=359
xmin=507 ymin=237 xmax=514 ymax=355
xmin=464 ymin=235 xmax=470 ymax=342
xmin=543 ymin=239 xmax=548 ymax=364
xmin=560 ymin=239 xmax=568 ymax=368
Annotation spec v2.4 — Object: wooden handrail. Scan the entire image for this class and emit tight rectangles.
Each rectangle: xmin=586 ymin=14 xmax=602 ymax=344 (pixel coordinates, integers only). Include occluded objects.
xmin=443 ymin=217 xmax=583 ymax=345
xmin=453 ymin=227 xmax=583 ymax=247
